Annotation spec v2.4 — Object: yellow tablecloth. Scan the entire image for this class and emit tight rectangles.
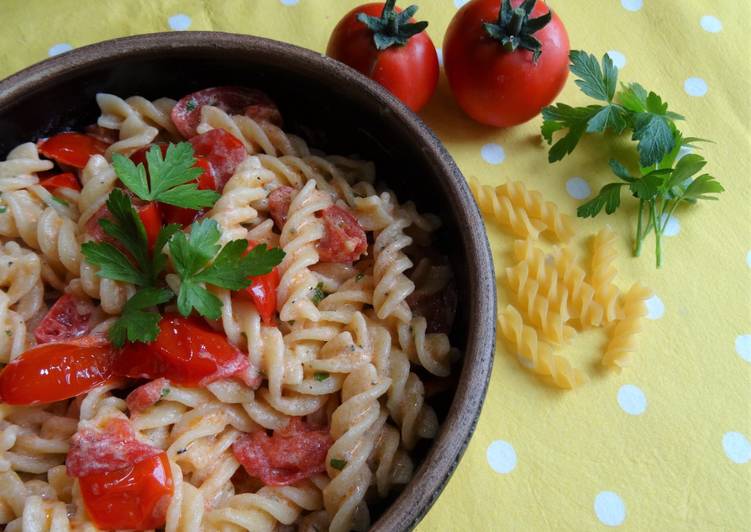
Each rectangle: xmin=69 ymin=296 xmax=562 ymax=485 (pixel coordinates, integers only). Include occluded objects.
xmin=2 ymin=0 xmax=749 ymax=530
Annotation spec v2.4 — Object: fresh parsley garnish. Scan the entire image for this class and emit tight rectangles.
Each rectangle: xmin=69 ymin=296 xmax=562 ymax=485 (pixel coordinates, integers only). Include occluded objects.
xmin=330 ymin=458 xmax=347 ymax=470
xmin=314 ymin=372 xmax=329 ymax=382
xmin=108 ymin=287 xmax=174 ymax=346
xmin=311 ymin=282 xmax=328 ymax=306
xmin=112 ymin=143 xmax=219 ymax=210
xmin=169 ymin=219 xmax=285 ymax=319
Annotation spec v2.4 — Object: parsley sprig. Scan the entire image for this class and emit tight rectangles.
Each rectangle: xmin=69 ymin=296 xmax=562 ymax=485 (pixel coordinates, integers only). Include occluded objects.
xmin=542 ymin=51 xmax=723 ymax=267
xmin=82 ymin=142 xmax=285 ymax=346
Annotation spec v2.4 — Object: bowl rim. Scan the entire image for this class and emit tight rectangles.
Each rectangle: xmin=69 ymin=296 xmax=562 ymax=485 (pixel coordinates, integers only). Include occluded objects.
xmin=0 ymin=31 xmax=496 ymax=531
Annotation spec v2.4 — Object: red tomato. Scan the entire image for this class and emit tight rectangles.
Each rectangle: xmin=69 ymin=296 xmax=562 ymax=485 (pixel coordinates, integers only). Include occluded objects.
xmin=232 ymin=418 xmax=331 ymax=486
xmin=39 ymin=172 xmax=81 ymax=193
xmin=78 ymin=452 xmax=173 ymax=530
xmin=318 ymin=205 xmax=367 ymax=263
xmin=67 ymin=418 xmax=162 ymax=477
xmin=126 ymin=378 xmax=171 ymax=414
xmin=171 ymin=86 xmax=282 ymax=139
xmin=268 ymin=186 xmax=295 ymax=230
xmin=138 ymin=202 xmax=162 ymax=251
xmin=327 ymin=2 xmax=439 ymax=112
xmin=0 ymin=337 xmax=115 ymax=405
xmin=237 ymin=241 xmax=280 ymax=325
xmin=34 ymin=294 xmax=97 ymax=344
xmin=115 ymin=315 xmax=248 ymax=386
xmin=38 ymin=132 xmax=108 ymax=169
xmin=84 ymin=124 xmax=119 ymax=145
xmin=128 ymin=142 xmax=168 ymax=167
xmin=443 ymin=0 xmax=569 ymax=127
xmin=188 ymin=128 xmax=247 ymax=189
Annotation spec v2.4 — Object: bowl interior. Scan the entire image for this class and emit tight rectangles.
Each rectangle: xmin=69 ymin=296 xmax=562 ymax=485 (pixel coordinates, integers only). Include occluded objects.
xmin=0 ymin=33 xmax=495 ymax=531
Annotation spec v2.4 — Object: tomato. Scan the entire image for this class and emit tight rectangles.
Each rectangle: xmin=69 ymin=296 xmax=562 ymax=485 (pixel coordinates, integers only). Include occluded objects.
xmin=406 ymin=278 xmax=458 ymax=334
xmin=78 ymin=452 xmax=173 ymax=530
xmin=38 ymin=132 xmax=108 ymax=169
xmin=327 ymin=1 xmax=439 ymax=112
xmin=237 ymin=241 xmax=280 ymax=325
xmin=268 ymin=186 xmax=295 ymax=230
xmin=318 ymin=205 xmax=368 ymax=263
xmin=171 ymin=86 xmax=282 ymax=139
xmin=67 ymin=418 xmax=162 ymax=477
xmin=137 ymin=202 xmax=162 ymax=251
xmin=443 ymin=0 xmax=569 ymax=127
xmin=189 ymin=128 xmax=247 ymax=190
xmin=115 ymin=315 xmax=249 ymax=386
xmin=34 ymin=294 xmax=97 ymax=344
xmin=0 ymin=337 xmax=115 ymax=405
xmin=84 ymin=124 xmax=119 ymax=145
xmin=126 ymin=378 xmax=170 ymax=414
xmin=232 ymin=418 xmax=331 ymax=486
xmin=39 ymin=172 xmax=80 ymax=193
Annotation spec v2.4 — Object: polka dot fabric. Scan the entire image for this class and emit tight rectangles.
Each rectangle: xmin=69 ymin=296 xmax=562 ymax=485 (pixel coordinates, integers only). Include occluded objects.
xmin=0 ymin=0 xmax=749 ymax=530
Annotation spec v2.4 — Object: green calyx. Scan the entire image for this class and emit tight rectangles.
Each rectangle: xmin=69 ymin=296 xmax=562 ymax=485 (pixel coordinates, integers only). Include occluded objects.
xmin=356 ymin=0 xmax=429 ymax=51
xmin=483 ymin=0 xmax=552 ymax=61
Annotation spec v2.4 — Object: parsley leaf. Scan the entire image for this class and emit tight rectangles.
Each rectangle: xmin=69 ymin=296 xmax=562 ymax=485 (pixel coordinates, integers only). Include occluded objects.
xmin=314 ymin=372 xmax=330 ymax=382
xmin=541 ymin=103 xmax=602 ymax=162
xmin=569 ymin=50 xmax=618 ymax=102
xmin=311 ymin=282 xmax=328 ymax=306
xmin=631 ymin=112 xmax=675 ymax=167
xmin=577 ymin=183 xmax=625 ymax=218
xmin=112 ymin=143 xmax=219 ymax=210
xmin=0 ymin=206 xmax=6 ymax=214
xmin=330 ymin=458 xmax=347 ymax=470
xmin=108 ymin=287 xmax=173 ymax=347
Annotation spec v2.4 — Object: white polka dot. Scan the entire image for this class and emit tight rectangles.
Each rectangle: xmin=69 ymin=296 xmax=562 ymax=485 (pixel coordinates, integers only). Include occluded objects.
xmin=735 ymin=335 xmax=751 ymax=363
xmin=684 ymin=77 xmax=708 ymax=97
xmin=486 ymin=440 xmax=517 ymax=474
xmin=700 ymin=15 xmax=722 ymax=33
xmin=594 ymin=491 xmax=626 ymax=527
xmin=48 ymin=43 xmax=73 ymax=57
xmin=660 ymin=214 xmax=680 ymax=237
xmin=454 ymin=0 xmax=470 ymax=7
xmin=480 ymin=143 xmax=505 ymax=165
xmin=436 ymin=48 xmax=443 ymax=67
xmin=168 ymin=14 xmax=192 ymax=31
xmin=607 ymin=50 xmax=627 ymax=70
xmin=280 ymin=0 xmax=299 ymax=5
xmin=566 ymin=177 xmax=591 ymax=200
xmin=620 ymin=0 xmax=642 ymax=12
xmin=645 ymin=295 xmax=664 ymax=320
xmin=723 ymin=432 xmax=751 ymax=464
xmin=617 ymin=385 xmax=647 ymax=415
xmin=746 ymin=250 xmax=751 ymax=268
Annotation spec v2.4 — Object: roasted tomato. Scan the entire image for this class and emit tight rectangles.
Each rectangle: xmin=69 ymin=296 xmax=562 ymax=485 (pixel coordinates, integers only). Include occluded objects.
xmin=443 ymin=0 xmax=569 ymax=127
xmin=232 ymin=418 xmax=331 ymax=486
xmin=38 ymin=132 xmax=108 ymax=169
xmin=126 ymin=378 xmax=171 ymax=414
xmin=171 ymin=86 xmax=282 ymax=138
xmin=0 ymin=337 xmax=115 ymax=405
xmin=188 ymin=128 xmax=247 ymax=189
xmin=34 ymin=294 xmax=98 ymax=344
xmin=318 ymin=205 xmax=368 ymax=263
xmin=236 ymin=241 xmax=281 ymax=325
xmin=39 ymin=172 xmax=80 ymax=193
xmin=268 ymin=186 xmax=295 ymax=230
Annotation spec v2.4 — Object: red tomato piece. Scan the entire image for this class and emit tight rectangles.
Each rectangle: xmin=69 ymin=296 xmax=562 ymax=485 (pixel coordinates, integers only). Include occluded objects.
xmin=171 ymin=86 xmax=282 ymax=139
xmin=232 ymin=418 xmax=331 ymax=486
xmin=39 ymin=172 xmax=81 ymax=193
xmin=38 ymin=132 xmax=108 ymax=169
xmin=138 ymin=202 xmax=162 ymax=251
xmin=327 ymin=2 xmax=439 ymax=112
xmin=406 ymin=279 xmax=458 ymax=334
xmin=268 ymin=186 xmax=295 ymax=230
xmin=0 ymin=337 xmax=115 ymax=406
xmin=318 ymin=205 xmax=367 ymax=263
xmin=67 ymin=418 xmax=162 ymax=477
xmin=126 ymin=378 xmax=171 ymax=414
xmin=234 ymin=365 xmax=263 ymax=390
xmin=237 ymin=240 xmax=280 ymax=326
xmin=188 ymin=128 xmax=247 ymax=190
xmin=115 ymin=315 xmax=249 ymax=387
xmin=443 ymin=0 xmax=569 ymax=127
xmin=78 ymin=452 xmax=173 ymax=531
xmin=34 ymin=294 xmax=97 ymax=344
xmin=128 ymin=142 xmax=168 ymax=167
xmin=84 ymin=124 xmax=119 ymax=145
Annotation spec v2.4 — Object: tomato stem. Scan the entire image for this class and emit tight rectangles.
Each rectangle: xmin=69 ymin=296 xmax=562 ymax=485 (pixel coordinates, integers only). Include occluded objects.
xmin=356 ymin=0 xmax=429 ymax=51
xmin=483 ymin=0 xmax=553 ymax=61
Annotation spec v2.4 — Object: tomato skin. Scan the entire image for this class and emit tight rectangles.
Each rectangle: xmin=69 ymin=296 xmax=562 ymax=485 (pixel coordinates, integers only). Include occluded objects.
xmin=78 ymin=452 xmax=173 ymax=531
xmin=38 ymin=132 xmax=108 ymax=169
xmin=0 ymin=337 xmax=115 ymax=406
xmin=126 ymin=378 xmax=170 ymax=414
xmin=318 ymin=205 xmax=368 ymax=263
xmin=238 ymin=241 xmax=280 ymax=325
xmin=137 ymin=202 xmax=162 ymax=251
xmin=39 ymin=172 xmax=81 ymax=193
xmin=443 ymin=0 xmax=569 ymax=127
xmin=327 ymin=3 xmax=439 ymax=112
xmin=188 ymin=128 xmax=247 ymax=190
xmin=268 ymin=186 xmax=294 ymax=230
xmin=34 ymin=294 xmax=97 ymax=344
xmin=115 ymin=315 xmax=248 ymax=386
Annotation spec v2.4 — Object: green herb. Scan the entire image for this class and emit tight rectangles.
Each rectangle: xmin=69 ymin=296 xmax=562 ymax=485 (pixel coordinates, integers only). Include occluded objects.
xmin=185 ymin=100 xmax=197 ymax=112
xmin=108 ymin=287 xmax=174 ymax=347
xmin=314 ymin=372 xmax=329 ymax=382
xmin=112 ymin=143 xmax=219 ymax=210
xmin=4 ymin=330 xmax=10 ymax=337
xmin=0 ymin=206 xmax=6 ymax=214
xmin=169 ymin=219 xmax=285 ymax=319
xmin=330 ymin=458 xmax=347 ymax=470
xmin=483 ymin=0 xmax=552 ymax=62
xmin=51 ymin=196 xmax=69 ymax=207
xmin=355 ymin=273 xmax=365 ymax=281
xmin=542 ymin=50 xmax=722 ymax=267
xmin=310 ymin=282 xmax=328 ymax=306
xmin=356 ymin=0 xmax=428 ymax=51
xmin=160 ymin=387 xmax=171 ymax=399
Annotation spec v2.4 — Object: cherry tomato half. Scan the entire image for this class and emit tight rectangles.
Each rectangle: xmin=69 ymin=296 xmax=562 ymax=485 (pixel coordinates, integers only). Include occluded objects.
xmin=444 ymin=0 xmax=569 ymax=127
xmin=189 ymin=128 xmax=247 ymax=189
xmin=34 ymin=294 xmax=97 ymax=344
xmin=39 ymin=172 xmax=81 ymax=193
xmin=318 ymin=205 xmax=368 ymax=263
xmin=137 ymin=202 xmax=162 ymax=251
xmin=237 ymin=241 xmax=281 ymax=325
xmin=38 ymin=132 xmax=108 ymax=169
xmin=0 ymin=337 xmax=115 ymax=405
xmin=115 ymin=315 xmax=248 ymax=386
xmin=78 ymin=452 xmax=173 ymax=531
xmin=327 ymin=2 xmax=439 ymax=112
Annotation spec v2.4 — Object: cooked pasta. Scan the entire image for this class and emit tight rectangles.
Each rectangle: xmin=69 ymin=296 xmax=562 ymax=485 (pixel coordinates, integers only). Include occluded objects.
xmin=0 ymin=87 xmax=459 ymax=530
xmin=601 ymin=283 xmax=651 ymax=370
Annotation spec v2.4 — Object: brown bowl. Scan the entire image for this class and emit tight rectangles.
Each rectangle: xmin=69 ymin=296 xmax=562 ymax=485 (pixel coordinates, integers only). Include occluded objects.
xmin=0 ymin=32 xmax=495 ymax=531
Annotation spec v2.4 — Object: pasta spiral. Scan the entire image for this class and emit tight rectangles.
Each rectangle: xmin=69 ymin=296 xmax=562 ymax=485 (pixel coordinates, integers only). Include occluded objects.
xmin=601 ymin=283 xmax=651 ymax=370
xmin=552 ymin=245 xmax=604 ymax=328
xmin=589 ymin=228 xmax=623 ymax=324
xmin=496 ymin=181 xmax=576 ymax=242
xmin=373 ymin=215 xmax=415 ymax=323
xmin=97 ymin=93 xmax=178 ymax=155
xmin=468 ymin=176 xmax=546 ymax=239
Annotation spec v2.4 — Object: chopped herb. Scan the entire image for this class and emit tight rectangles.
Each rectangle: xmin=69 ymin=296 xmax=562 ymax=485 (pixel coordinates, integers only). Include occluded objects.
xmin=160 ymin=387 xmax=171 ymax=399
xmin=311 ymin=282 xmax=328 ymax=306
xmin=0 ymin=206 xmax=6 ymax=214
xmin=185 ymin=99 xmax=197 ymax=112
xmin=355 ymin=273 xmax=365 ymax=281
xmin=51 ymin=196 xmax=69 ymax=207
xmin=330 ymin=458 xmax=347 ymax=470
xmin=5 ymin=330 xmax=11 ymax=337
xmin=314 ymin=372 xmax=329 ymax=382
